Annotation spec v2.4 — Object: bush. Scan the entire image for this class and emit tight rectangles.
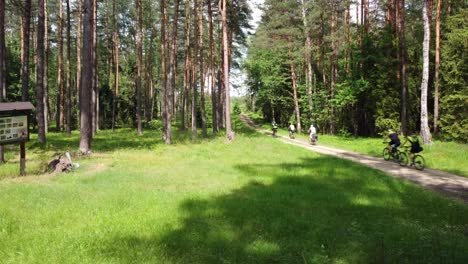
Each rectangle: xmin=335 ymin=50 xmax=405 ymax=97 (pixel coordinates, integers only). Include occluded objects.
xmin=147 ymin=120 xmax=163 ymax=131
xmin=233 ymin=103 xmax=242 ymax=115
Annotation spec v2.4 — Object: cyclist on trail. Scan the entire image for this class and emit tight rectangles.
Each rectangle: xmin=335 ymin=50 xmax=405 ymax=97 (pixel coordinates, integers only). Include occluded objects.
xmin=288 ymin=123 xmax=295 ymax=139
xmin=387 ymin=129 xmax=401 ymax=153
xmin=272 ymin=122 xmax=278 ymax=137
xmin=308 ymin=124 xmax=317 ymax=143
xmin=402 ymin=132 xmax=423 ymax=161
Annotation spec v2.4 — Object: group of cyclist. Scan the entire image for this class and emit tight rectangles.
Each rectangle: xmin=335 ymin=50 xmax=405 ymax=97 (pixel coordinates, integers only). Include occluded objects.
xmin=271 ymin=121 xmax=423 ymax=160
xmin=387 ymin=129 xmax=424 ymax=162
xmin=271 ymin=121 xmax=317 ymax=143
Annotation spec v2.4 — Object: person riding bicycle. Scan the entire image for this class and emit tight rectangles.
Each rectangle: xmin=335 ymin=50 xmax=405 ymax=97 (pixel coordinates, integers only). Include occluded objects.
xmin=288 ymin=123 xmax=295 ymax=139
xmin=308 ymin=124 xmax=317 ymax=143
xmin=402 ymin=132 xmax=423 ymax=161
xmin=272 ymin=122 xmax=278 ymax=137
xmin=387 ymin=129 xmax=400 ymax=153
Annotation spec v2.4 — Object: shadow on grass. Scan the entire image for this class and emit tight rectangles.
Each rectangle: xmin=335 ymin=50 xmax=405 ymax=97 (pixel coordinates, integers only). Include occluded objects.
xmin=97 ymin=157 xmax=468 ymax=263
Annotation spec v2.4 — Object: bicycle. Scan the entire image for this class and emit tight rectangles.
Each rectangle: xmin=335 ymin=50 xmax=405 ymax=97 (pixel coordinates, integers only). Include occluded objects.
xmin=382 ymin=144 xmax=406 ymax=165
xmin=309 ymin=134 xmax=317 ymax=145
xmin=400 ymin=146 xmax=426 ymax=170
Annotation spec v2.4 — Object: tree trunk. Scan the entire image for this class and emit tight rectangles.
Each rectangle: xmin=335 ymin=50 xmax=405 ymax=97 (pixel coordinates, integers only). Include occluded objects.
xmin=346 ymin=1 xmax=352 ymax=76
xmin=192 ymin=0 xmax=199 ymax=139
xmin=301 ymin=0 xmax=313 ymax=120
xmin=145 ymin=26 xmax=155 ymax=123
xmin=92 ymin=0 xmax=98 ymax=135
xmin=330 ymin=0 xmax=337 ymax=134
xmin=21 ymin=0 xmax=31 ymax=102
xmin=112 ymin=0 xmax=118 ymax=131
xmin=199 ymin=0 xmax=207 ymax=137
xmin=79 ymin=0 xmax=94 ymax=153
xmin=44 ymin=0 xmax=49 ymax=134
xmin=57 ymin=0 xmax=64 ymax=130
xmin=400 ymin=0 xmax=408 ymax=135
xmin=0 ymin=0 xmax=5 ymax=162
xmin=208 ymin=0 xmax=217 ymax=133
xmin=222 ymin=0 xmax=233 ymax=140
xmin=288 ymin=45 xmax=302 ymax=134
xmin=136 ymin=0 xmax=143 ymax=136
xmin=66 ymin=0 xmax=71 ymax=135
xmin=36 ymin=0 xmax=46 ymax=143
xmin=166 ymin=0 xmax=180 ymax=143
xmin=320 ymin=13 xmax=327 ymax=88
xmin=433 ymin=0 xmax=441 ymax=134
xmin=160 ymin=0 xmax=168 ymax=140
xmin=76 ymin=0 xmax=82 ymax=115
xmin=364 ymin=0 xmax=370 ymax=33
xmin=420 ymin=0 xmax=432 ymax=144
xmin=182 ymin=0 xmax=192 ymax=130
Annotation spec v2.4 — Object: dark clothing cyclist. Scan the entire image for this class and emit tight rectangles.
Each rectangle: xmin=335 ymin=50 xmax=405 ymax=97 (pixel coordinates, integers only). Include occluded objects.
xmin=404 ymin=134 xmax=423 ymax=154
xmin=388 ymin=130 xmax=400 ymax=152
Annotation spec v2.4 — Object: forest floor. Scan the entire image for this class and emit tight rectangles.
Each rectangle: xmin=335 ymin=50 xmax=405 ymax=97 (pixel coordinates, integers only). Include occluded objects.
xmin=240 ymin=114 xmax=468 ymax=203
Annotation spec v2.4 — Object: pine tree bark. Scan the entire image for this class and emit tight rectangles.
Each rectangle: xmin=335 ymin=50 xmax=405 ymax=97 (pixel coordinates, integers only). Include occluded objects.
xmin=92 ymin=0 xmax=98 ymax=135
xmin=182 ymin=0 xmax=192 ymax=130
xmin=301 ymin=0 xmax=313 ymax=120
xmin=199 ymin=0 xmax=207 ymax=137
xmin=192 ymin=0 xmax=199 ymax=139
xmin=145 ymin=26 xmax=155 ymax=123
xmin=79 ymin=0 xmax=94 ymax=153
xmin=0 ymin=0 xmax=5 ymax=162
xmin=330 ymin=0 xmax=337 ymax=135
xmin=66 ymin=0 xmax=71 ymax=135
xmin=76 ymin=0 xmax=82 ymax=111
xmin=136 ymin=0 xmax=143 ymax=136
xmin=36 ymin=0 xmax=46 ymax=143
xmin=44 ymin=0 xmax=49 ymax=134
xmin=420 ymin=0 xmax=432 ymax=144
xmin=166 ymin=0 xmax=180 ymax=143
xmin=112 ymin=0 xmax=118 ymax=131
xmin=433 ymin=0 xmax=441 ymax=134
xmin=399 ymin=0 xmax=408 ymax=135
xmin=222 ymin=0 xmax=233 ymax=140
xmin=160 ymin=0 xmax=168 ymax=140
xmin=57 ymin=0 xmax=64 ymax=130
xmin=21 ymin=0 xmax=31 ymax=102
xmin=288 ymin=45 xmax=302 ymax=134
xmin=208 ymin=0 xmax=217 ymax=133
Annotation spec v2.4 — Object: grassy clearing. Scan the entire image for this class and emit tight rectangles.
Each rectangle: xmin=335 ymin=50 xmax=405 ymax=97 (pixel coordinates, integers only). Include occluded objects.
xmin=0 ymin=118 xmax=467 ymax=263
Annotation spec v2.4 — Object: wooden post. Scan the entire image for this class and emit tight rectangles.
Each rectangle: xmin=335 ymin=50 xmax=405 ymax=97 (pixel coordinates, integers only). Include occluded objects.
xmin=20 ymin=142 xmax=25 ymax=175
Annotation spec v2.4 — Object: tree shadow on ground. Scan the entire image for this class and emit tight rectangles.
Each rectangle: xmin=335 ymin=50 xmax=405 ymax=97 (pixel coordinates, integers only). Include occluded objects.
xmin=97 ymin=157 xmax=468 ymax=263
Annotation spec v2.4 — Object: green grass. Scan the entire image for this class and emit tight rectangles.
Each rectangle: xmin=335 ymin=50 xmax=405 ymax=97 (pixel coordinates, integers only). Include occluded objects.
xmin=0 ymin=118 xmax=467 ymax=263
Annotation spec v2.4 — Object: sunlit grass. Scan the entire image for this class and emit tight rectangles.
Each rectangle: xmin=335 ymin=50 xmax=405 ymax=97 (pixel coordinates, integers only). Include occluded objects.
xmin=0 ymin=117 xmax=467 ymax=263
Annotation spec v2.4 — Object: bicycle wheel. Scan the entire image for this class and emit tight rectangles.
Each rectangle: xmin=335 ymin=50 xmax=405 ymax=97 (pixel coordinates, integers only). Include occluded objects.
xmin=392 ymin=150 xmax=401 ymax=163
xmin=383 ymin=148 xmax=391 ymax=161
xmin=399 ymin=152 xmax=409 ymax=167
xmin=413 ymin=155 xmax=425 ymax=170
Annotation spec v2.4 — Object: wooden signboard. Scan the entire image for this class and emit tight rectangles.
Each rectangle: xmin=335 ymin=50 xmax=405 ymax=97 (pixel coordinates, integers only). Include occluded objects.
xmin=0 ymin=102 xmax=34 ymax=175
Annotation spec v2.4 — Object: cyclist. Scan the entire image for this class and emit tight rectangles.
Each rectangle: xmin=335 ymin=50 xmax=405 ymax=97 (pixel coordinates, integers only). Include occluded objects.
xmin=272 ymin=122 xmax=278 ymax=137
xmin=387 ymin=129 xmax=400 ymax=153
xmin=308 ymin=124 xmax=317 ymax=144
xmin=288 ymin=123 xmax=295 ymax=139
xmin=402 ymin=132 xmax=423 ymax=163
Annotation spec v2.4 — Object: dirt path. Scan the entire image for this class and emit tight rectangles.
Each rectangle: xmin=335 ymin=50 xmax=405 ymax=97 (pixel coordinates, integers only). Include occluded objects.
xmin=240 ymin=114 xmax=468 ymax=203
